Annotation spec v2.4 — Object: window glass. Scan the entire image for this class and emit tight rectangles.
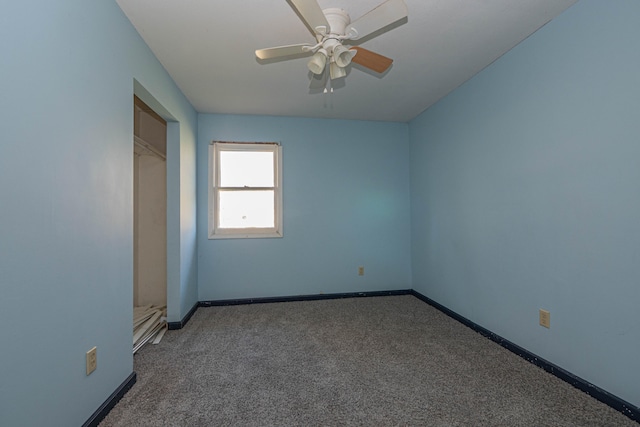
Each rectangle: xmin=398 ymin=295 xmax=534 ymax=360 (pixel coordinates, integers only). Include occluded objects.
xmin=219 ymin=190 xmax=275 ymax=228
xmin=220 ymin=151 xmax=274 ymax=187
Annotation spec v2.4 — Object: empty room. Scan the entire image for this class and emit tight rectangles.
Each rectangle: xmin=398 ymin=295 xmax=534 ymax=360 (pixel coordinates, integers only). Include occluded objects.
xmin=1 ymin=0 xmax=638 ymax=426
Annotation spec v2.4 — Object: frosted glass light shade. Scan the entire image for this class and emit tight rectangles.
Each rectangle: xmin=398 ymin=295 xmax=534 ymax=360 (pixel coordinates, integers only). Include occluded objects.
xmin=307 ymin=50 xmax=327 ymax=75
xmin=330 ymin=62 xmax=347 ymax=79
xmin=333 ymin=44 xmax=355 ymax=67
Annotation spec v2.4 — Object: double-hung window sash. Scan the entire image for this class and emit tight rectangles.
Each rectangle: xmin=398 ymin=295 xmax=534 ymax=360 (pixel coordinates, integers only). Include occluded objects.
xmin=209 ymin=142 xmax=282 ymax=239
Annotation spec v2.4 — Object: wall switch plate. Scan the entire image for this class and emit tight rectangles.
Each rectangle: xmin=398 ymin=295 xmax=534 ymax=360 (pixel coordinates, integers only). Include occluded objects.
xmin=86 ymin=347 xmax=97 ymax=375
xmin=358 ymin=266 xmax=364 ymax=276
xmin=539 ymin=309 xmax=550 ymax=328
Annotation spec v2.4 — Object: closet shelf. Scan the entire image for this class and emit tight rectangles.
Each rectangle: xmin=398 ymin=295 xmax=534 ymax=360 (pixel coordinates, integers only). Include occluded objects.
xmin=134 ymin=135 xmax=166 ymax=160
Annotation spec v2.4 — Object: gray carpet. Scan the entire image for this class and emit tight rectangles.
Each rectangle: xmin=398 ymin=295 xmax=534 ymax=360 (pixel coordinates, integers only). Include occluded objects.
xmin=101 ymin=295 xmax=636 ymax=426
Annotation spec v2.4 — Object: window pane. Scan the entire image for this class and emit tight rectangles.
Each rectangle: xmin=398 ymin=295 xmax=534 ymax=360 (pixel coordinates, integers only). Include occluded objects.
xmin=220 ymin=151 xmax=274 ymax=187
xmin=219 ymin=190 xmax=275 ymax=228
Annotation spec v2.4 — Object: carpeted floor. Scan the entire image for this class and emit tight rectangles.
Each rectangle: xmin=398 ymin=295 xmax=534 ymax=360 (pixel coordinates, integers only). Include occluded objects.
xmin=100 ymin=295 xmax=636 ymax=426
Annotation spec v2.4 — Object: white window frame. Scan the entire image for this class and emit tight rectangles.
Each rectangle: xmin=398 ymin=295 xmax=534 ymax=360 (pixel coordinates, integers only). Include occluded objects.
xmin=208 ymin=141 xmax=283 ymax=239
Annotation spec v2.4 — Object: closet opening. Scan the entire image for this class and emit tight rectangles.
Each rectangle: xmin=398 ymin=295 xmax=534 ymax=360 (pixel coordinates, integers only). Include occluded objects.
xmin=133 ymin=95 xmax=168 ymax=352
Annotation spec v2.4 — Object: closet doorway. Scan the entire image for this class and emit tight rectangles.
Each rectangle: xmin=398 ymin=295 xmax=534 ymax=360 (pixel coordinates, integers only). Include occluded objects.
xmin=133 ymin=95 xmax=167 ymax=310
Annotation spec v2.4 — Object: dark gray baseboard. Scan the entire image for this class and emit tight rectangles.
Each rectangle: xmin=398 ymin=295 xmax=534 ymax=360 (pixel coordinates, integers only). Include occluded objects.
xmin=409 ymin=289 xmax=639 ymax=424
xmin=170 ymin=291 xmax=412 ymax=330
xmin=167 ymin=301 xmax=199 ymax=330
xmin=82 ymin=372 xmax=136 ymax=427
xmin=199 ymin=289 xmax=412 ymax=307
xmin=88 ymin=290 xmax=638 ymax=425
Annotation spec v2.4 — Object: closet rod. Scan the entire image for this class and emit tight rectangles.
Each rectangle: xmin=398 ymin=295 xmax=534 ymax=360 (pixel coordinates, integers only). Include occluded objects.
xmin=134 ymin=135 xmax=166 ymax=160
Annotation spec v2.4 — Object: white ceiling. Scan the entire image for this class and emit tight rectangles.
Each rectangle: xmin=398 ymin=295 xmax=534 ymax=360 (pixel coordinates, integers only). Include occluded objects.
xmin=116 ymin=0 xmax=578 ymax=123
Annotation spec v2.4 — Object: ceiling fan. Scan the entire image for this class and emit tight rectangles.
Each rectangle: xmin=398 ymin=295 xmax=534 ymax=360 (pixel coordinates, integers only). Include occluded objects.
xmin=255 ymin=0 xmax=408 ymax=86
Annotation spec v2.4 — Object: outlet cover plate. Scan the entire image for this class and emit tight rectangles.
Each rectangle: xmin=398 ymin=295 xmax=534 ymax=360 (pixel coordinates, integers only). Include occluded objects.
xmin=539 ymin=309 xmax=550 ymax=328
xmin=86 ymin=347 xmax=97 ymax=375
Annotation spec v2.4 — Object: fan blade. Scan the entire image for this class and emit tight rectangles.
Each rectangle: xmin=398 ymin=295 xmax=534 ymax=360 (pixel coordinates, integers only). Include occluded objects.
xmin=350 ymin=46 xmax=393 ymax=73
xmin=255 ymin=44 xmax=313 ymax=60
xmin=289 ymin=0 xmax=330 ymax=35
xmin=347 ymin=0 xmax=408 ymax=40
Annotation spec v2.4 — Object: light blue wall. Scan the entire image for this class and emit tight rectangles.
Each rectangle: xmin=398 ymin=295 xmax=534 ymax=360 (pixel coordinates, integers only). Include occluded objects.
xmin=2 ymin=0 xmax=637 ymax=423
xmin=197 ymin=114 xmax=411 ymax=300
xmin=409 ymin=0 xmax=640 ymax=406
xmin=0 ymin=1 xmax=197 ymax=426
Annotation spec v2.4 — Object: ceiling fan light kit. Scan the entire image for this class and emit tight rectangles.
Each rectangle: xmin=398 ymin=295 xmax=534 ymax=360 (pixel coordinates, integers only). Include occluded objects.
xmin=330 ymin=60 xmax=347 ymax=79
xmin=256 ymin=0 xmax=407 ymax=88
xmin=333 ymin=44 xmax=356 ymax=68
xmin=307 ymin=49 xmax=328 ymax=75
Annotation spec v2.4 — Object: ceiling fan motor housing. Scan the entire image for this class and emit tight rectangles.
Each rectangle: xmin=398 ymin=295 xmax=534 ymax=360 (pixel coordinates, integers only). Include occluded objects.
xmin=323 ymin=8 xmax=350 ymax=36
xmin=317 ymin=8 xmax=356 ymax=69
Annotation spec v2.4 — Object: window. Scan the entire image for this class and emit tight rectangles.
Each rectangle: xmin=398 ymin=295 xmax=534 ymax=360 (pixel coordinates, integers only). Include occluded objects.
xmin=208 ymin=142 xmax=282 ymax=239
